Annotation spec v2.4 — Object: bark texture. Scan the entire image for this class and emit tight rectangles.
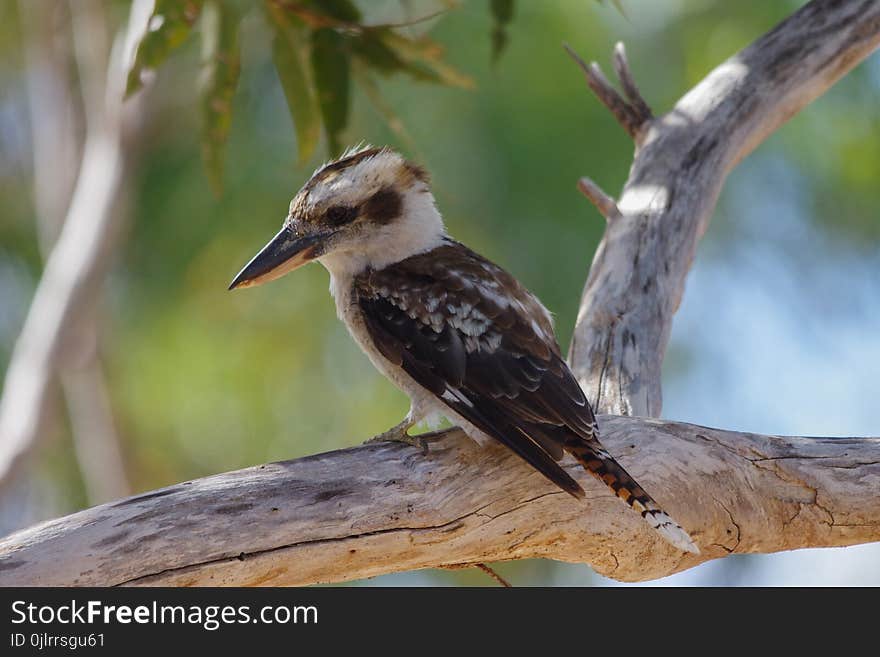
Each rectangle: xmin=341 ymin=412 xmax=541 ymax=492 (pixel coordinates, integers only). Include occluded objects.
xmin=0 ymin=419 xmax=877 ymax=586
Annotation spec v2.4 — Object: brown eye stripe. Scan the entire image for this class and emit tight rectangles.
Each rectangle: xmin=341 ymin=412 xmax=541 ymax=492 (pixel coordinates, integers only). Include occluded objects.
xmin=292 ymin=148 xmax=429 ymax=226
xmin=403 ymin=161 xmax=429 ymax=184
xmin=364 ymin=187 xmax=402 ymax=224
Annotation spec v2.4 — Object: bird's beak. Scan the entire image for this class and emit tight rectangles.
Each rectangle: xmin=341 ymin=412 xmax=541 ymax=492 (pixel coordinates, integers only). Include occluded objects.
xmin=228 ymin=225 xmax=328 ymax=290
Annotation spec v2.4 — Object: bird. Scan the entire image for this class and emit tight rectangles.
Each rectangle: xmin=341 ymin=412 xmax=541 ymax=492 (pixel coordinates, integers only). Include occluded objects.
xmin=229 ymin=144 xmax=699 ymax=554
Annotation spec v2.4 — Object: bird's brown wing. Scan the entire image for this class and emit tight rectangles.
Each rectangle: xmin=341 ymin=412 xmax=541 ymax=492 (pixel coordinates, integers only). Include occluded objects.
xmin=354 ymin=240 xmax=600 ymax=497
xmin=355 ymin=240 xmax=699 ymax=553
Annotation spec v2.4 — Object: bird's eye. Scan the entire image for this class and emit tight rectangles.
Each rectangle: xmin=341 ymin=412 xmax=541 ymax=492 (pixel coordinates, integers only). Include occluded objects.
xmin=325 ymin=205 xmax=357 ymax=227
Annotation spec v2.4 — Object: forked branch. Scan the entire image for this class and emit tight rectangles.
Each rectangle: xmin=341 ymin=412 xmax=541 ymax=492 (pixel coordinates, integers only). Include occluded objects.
xmin=612 ymin=42 xmax=652 ymax=122
xmin=568 ymin=0 xmax=880 ymax=416
xmin=563 ymin=42 xmax=651 ymax=141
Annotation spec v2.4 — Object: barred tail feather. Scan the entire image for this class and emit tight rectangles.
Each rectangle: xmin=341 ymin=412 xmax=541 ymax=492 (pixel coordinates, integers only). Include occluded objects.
xmin=565 ymin=437 xmax=700 ymax=554
xmin=639 ymin=505 xmax=700 ymax=554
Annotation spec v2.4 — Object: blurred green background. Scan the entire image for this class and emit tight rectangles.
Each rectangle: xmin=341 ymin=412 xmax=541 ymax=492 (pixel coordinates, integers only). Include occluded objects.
xmin=1 ymin=0 xmax=879 ymax=586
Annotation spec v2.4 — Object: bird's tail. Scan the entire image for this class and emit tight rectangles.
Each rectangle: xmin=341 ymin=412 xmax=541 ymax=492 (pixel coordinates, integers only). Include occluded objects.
xmin=564 ymin=436 xmax=699 ymax=554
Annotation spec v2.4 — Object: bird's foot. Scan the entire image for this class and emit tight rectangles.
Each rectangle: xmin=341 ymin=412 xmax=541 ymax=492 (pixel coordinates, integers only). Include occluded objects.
xmin=365 ymin=422 xmax=446 ymax=454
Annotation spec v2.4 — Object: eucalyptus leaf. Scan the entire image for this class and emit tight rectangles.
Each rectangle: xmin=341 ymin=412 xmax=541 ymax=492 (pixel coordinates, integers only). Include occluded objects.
xmin=199 ymin=1 xmax=241 ymax=195
xmin=380 ymin=31 xmax=474 ymax=89
xmin=126 ymin=0 xmax=205 ymax=97
xmin=352 ymin=30 xmax=406 ymax=76
xmin=490 ymin=0 xmax=514 ymax=63
xmin=353 ymin=62 xmax=415 ymax=150
xmin=311 ymin=28 xmax=351 ymax=157
xmin=270 ymin=22 xmax=322 ymax=164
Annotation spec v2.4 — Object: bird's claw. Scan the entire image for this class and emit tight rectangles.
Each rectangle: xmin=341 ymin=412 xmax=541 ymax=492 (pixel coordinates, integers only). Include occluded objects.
xmin=365 ymin=426 xmax=447 ymax=454
xmin=364 ymin=432 xmax=426 ymax=454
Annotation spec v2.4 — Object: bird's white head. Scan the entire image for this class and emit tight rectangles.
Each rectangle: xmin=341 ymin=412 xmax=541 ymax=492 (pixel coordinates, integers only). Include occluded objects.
xmin=229 ymin=145 xmax=446 ymax=290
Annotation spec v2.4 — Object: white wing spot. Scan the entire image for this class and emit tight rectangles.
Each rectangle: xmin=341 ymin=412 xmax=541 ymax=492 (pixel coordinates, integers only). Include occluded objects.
xmin=441 ymin=389 xmax=473 ymax=407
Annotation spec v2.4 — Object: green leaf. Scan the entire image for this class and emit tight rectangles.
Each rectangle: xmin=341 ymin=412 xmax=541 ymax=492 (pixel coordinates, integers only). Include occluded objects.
xmin=491 ymin=0 xmax=514 ymax=24
xmin=351 ymin=28 xmax=473 ymax=87
xmin=379 ymin=31 xmax=474 ymax=88
xmin=491 ymin=27 xmax=507 ymax=64
xmin=126 ymin=0 xmax=205 ymax=97
xmin=311 ymin=28 xmax=351 ymax=157
xmin=352 ymin=31 xmax=407 ymax=76
xmin=269 ymin=20 xmax=322 ymax=164
xmin=199 ymin=1 xmax=241 ymax=195
xmin=352 ymin=62 xmax=415 ymax=150
xmin=490 ymin=0 xmax=514 ymax=63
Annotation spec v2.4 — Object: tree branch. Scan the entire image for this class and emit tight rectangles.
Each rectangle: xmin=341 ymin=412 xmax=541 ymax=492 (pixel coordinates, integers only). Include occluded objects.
xmin=1 ymin=0 xmax=878 ymax=586
xmin=564 ymin=43 xmax=647 ymax=140
xmin=568 ymin=0 xmax=880 ymax=416
xmin=612 ymin=42 xmax=652 ymax=123
xmin=0 ymin=418 xmax=877 ymax=586
xmin=0 ymin=0 xmax=150 ymax=491
xmin=18 ymin=0 xmax=132 ymax=506
xmin=577 ymin=177 xmax=621 ymax=221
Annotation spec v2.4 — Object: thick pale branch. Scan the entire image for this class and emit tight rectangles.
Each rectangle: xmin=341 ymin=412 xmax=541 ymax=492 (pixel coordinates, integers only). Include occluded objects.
xmin=568 ymin=0 xmax=880 ymax=416
xmin=0 ymin=417 xmax=876 ymax=586
xmin=20 ymin=0 xmax=132 ymax=505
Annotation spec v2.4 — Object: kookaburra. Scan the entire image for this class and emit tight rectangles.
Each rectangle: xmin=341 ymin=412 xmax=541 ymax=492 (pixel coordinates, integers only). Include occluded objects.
xmin=229 ymin=145 xmax=698 ymax=553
